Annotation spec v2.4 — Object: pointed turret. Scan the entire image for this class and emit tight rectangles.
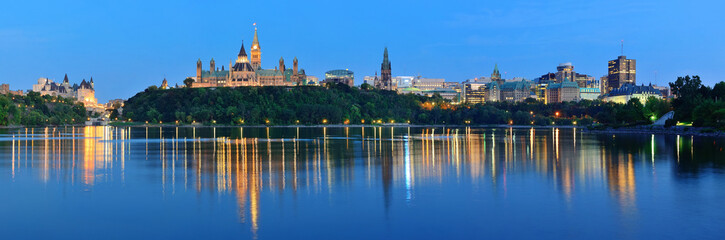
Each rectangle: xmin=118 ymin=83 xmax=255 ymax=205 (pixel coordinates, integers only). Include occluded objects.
xmin=238 ymin=41 xmax=247 ymax=57
xmin=63 ymin=74 xmax=69 ymax=83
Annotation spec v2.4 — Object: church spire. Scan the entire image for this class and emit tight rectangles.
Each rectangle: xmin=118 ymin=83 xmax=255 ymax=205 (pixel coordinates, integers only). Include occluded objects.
xmin=381 ymin=47 xmax=391 ymax=70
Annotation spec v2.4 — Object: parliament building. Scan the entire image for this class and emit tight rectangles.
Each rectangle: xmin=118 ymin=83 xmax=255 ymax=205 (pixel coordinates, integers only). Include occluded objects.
xmin=193 ymin=27 xmax=307 ymax=87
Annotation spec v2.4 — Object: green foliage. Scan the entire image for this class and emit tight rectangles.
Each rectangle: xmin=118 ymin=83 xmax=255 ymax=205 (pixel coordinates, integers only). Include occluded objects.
xmin=670 ymin=75 xmax=725 ymax=127
xmin=644 ymin=96 xmax=671 ymax=120
xmin=183 ymin=78 xmax=195 ymax=88
xmin=0 ymin=93 xmax=87 ymax=126
xmin=125 ymin=84 xmax=640 ymax=126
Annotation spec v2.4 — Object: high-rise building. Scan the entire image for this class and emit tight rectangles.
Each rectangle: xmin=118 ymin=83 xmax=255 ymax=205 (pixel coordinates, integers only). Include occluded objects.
xmin=606 ymin=55 xmax=636 ymax=93
xmin=375 ymin=47 xmax=396 ymax=91
xmin=555 ymin=63 xmax=575 ymax=83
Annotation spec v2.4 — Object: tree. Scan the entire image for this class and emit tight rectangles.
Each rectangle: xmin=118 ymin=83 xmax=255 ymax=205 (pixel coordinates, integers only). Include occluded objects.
xmin=184 ymin=77 xmax=195 ymax=88
xmin=670 ymin=76 xmax=705 ymax=122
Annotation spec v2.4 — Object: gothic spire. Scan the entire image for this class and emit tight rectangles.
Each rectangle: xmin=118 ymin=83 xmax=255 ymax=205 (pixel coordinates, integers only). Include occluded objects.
xmin=381 ymin=47 xmax=391 ymax=70
xmin=252 ymin=27 xmax=260 ymax=48
xmin=63 ymin=74 xmax=69 ymax=83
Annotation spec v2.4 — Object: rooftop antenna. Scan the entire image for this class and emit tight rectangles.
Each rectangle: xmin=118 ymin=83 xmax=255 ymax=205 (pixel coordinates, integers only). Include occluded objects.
xmin=620 ymin=40 xmax=624 ymax=56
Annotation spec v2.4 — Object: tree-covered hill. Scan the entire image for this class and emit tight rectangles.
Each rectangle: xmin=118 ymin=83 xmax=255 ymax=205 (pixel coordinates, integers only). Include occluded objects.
xmin=0 ymin=92 xmax=87 ymax=126
xmin=124 ymin=83 xmax=665 ymax=126
xmin=124 ymin=84 xmax=434 ymax=125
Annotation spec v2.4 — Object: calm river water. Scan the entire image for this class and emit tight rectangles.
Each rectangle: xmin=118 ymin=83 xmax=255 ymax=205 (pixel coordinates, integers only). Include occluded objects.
xmin=0 ymin=126 xmax=724 ymax=239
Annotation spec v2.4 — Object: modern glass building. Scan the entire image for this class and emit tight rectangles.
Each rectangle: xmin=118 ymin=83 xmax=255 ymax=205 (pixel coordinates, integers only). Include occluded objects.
xmin=323 ymin=69 xmax=354 ymax=86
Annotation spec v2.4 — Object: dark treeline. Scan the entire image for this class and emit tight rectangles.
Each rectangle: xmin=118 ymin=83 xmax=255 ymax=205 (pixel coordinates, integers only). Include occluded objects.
xmin=0 ymin=92 xmax=87 ymax=126
xmin=669 ymin=75 xmax=725 ymax=128
xmin=123 ymin=83 xmax=672 ymax=126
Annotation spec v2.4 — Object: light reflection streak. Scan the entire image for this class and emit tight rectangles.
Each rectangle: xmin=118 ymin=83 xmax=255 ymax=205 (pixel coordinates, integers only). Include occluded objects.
xmin=0 ymin=126 xmax=668 ymax=237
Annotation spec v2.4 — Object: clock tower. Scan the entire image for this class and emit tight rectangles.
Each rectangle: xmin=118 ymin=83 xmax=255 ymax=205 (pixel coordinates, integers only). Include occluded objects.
xmin=251 ymin=26 xmax=261 ymax=69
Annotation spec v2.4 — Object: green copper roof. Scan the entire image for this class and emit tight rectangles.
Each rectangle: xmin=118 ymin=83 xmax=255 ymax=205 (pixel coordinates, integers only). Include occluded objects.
xmin=546 ymin=81 xmax=579 ymax=89
xmin=201 ymin=70 xmax=228 ymax=78
xmin=381 ymin=47 xmax=391 ymax=70
xmin=256 ymin=69 xmax=283 ymax=77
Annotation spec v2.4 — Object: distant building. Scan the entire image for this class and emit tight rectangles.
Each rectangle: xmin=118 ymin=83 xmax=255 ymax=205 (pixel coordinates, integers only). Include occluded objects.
xmin=322 ymin=69 xmax=354 ymax=86
xmin=546 ymin=81 xmax=580 ymax=104
xmin=485 ymin=82 xmax=500 ymax=102
xmin=579 ymin=87 xmax=601 ymax=101
xmin=306 ymin=76 xmax=319 ymax=86
xmin=652 ymin=85 xmax=671 ymax=98
xmin=32 ymin=74 xmax=97 ymax=106
xmin=193 ymin=27 xmax=307 ymax=87
xmin=412 ymin=78 xmax=445 ymax=91
xmin=160 ymin=78 xmax=169 ymax=89
xmin=555 ymin=63 xmax=575 ymax=83
xmin=462 ymin=82 xmax=487 ymax=104
xmin=0 ymin=84 xmax=23 ymax=95
xmin=375 ymin=47 xmax=396 ymax=91
xmin=603 ymin=83 xmax=661 ymax=104
xmin=422 ymin=88 xmax=460 ymax=102
xmin=394 ymin=76 xmax=414 ymax=88
xmin=490 ymin=64 xmax=503 ymax=85
xmin=500 ymin=81 xmax=532 ymax=102
xmin=605 ymin=55 xmax=636 ymax=93
xmin=363 ymin=74 xmax=377 ymax=86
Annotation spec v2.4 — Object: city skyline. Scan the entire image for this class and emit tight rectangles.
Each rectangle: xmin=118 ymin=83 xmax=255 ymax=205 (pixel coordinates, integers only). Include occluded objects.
xmin=2 ymin=0 xmax=724 ymax=102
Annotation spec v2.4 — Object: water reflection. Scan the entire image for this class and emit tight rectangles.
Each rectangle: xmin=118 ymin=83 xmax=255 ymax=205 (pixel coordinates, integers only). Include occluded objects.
xmin=1 ymin=126 xmax=724 ymax=238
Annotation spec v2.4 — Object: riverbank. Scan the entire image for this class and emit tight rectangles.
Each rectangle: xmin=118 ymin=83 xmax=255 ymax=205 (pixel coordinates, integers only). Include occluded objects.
xmin=4 ymin=123 xmax=723 ymax=137
xmin=110 ymin=122 xmax=581 ymax=129
xmin=584 ymin=125 xmax=725 ymax=137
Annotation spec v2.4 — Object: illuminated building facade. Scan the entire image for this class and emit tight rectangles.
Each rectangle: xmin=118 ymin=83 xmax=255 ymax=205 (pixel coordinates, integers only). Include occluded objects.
xmin=606 ymin=55 xmax=636 ymax=93
xmin=545 ymin=81 xmax=581 ymax=104
xmin=500 ymin=81 xmax=532 ymax=102
xmin=32 ymin=74 xmax=98 ymax=106
xmin=322 ymin=69 xmax=354 ymax=86
xmin=603 ymin=83 xmax=662 ymax=104
xmin=193 ymin=27 xmax=307 ymax=88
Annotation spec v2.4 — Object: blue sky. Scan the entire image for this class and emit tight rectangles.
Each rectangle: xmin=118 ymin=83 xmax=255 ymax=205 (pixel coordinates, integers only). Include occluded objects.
xmin=1 ymin=0 xmax=723 ymax=102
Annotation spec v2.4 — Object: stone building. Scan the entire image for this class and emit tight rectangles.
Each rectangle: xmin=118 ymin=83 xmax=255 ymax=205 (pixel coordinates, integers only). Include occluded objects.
xmin=0 ymin=84 xmax=23 ymax=95
xmin=545 ymin=81 xmax=581 ymax=104
xmin=32 ymin=74 xmax=97 ymax=106
xmin=500 ymin=81 xmax=532 ymax=102
xmin=193 ymin=27 xmax=306 ymax=87
xmin=375 ymin=47 xmax=396 ymax=91
xmin=603 ymin=83 xmax=661 ymax=104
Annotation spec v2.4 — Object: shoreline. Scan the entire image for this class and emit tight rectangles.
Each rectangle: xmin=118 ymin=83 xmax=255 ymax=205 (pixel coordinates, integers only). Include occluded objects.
xmin=2 ymin=123 xmax=723 ymax=137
